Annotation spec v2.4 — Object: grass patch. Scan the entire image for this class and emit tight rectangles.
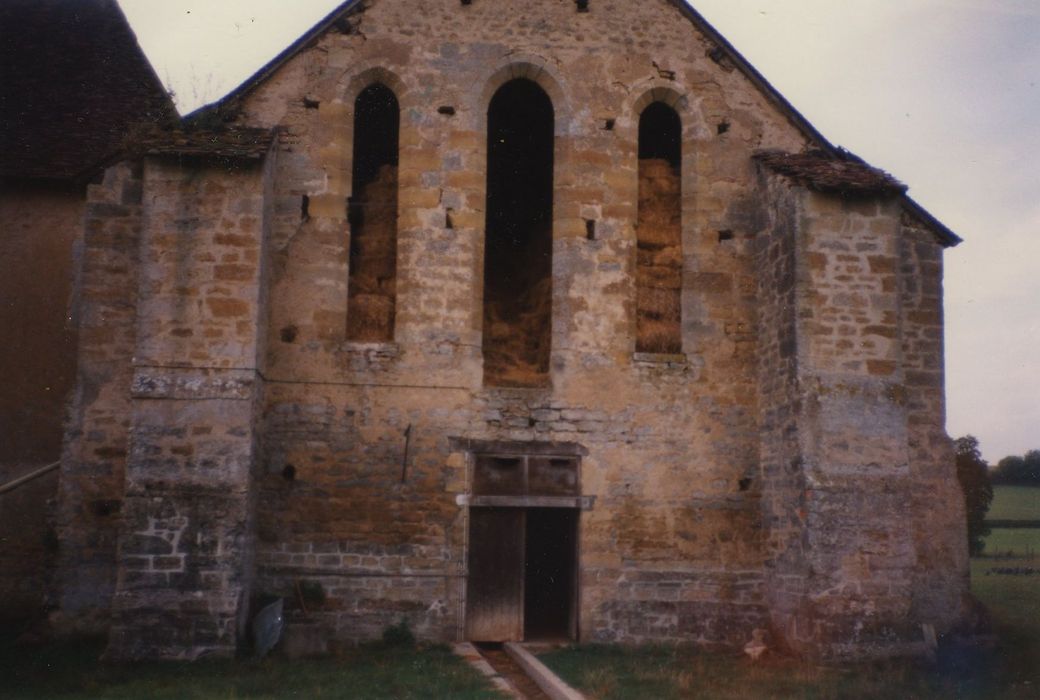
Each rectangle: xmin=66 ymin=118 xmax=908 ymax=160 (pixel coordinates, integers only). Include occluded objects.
xmin=540 ymin=544 xmax=1040 ymax=699
xmin=0 ymin=638 xmax=502 ymax=700
xmin=538 ymin=644 xmax=1002 ymax=700
xmin=970 ymin=526 xmax=1039 ymax=695
xmin=988 ymin=485 xmax=1040 ymax=521
xmin=971 ymin=559 xmax=1039 ymax=631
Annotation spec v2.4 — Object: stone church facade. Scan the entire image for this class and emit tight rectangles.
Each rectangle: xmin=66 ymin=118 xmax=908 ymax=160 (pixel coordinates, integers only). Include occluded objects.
xmin=23 ymin=0 xmax=969 ymax=660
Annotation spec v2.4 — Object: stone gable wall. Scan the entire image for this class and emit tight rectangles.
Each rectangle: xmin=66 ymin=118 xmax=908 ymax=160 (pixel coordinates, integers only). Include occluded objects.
xmin=234 ymin=0 xmax=806 ymax=650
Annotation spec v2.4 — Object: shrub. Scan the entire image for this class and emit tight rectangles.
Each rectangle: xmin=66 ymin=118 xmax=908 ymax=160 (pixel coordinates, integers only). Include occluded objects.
xmin=955 ymin=436 xmax=994 ymax=556
xmin=381 ymin=618 xmax=415 ymax=648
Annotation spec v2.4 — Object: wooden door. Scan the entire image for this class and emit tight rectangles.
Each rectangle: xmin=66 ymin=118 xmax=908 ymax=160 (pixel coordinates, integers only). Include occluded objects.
xmin=465 ymin=508 xmax=525 ymax=641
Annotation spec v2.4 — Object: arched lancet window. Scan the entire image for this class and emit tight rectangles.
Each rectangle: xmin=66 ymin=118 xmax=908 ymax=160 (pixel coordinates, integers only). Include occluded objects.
xmin=636 ymin=102 xmax=682 ymax=354
xmin=347 ymin=83 xmax=399 ymax=342
xmin=483 ymin=79 xmax=554 ymax=387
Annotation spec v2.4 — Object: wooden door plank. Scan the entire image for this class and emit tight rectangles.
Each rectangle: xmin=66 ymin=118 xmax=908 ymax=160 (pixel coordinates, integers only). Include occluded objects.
xmin=465 ymin=508 xmax=525 ymax=641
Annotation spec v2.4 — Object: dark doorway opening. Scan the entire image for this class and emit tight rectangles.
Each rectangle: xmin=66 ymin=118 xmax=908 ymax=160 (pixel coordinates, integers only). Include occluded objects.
xmin=347 ymin=83 xmax=399 ymax=342
xmin=524 ymin=508 xmax=578 ymax=641
xmin=483 ymin=78 xmax=554 ymax=387
xmin=636 ymin=101 xmax=682 ymax=354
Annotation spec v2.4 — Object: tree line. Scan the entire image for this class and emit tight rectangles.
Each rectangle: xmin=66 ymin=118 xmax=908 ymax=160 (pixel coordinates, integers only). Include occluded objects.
xmin=955 ymin=436 xmax=1039 ymax=556
xmin=991 ymin=449 xmax=1040 ymax=486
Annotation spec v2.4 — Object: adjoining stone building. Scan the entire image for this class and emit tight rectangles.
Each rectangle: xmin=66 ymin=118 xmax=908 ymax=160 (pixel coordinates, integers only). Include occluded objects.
xmin=0 ymin=0 xmax=173 ymax=632
xmin=4 ymin=0 xmax=970 ymax=660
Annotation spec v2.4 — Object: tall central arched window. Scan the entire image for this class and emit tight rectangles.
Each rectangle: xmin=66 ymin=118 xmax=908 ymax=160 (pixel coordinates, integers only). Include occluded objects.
xmin=347 ymin=83 xmax=399 ymax=342
xmin=482 ymin=79 xmax=554 ymax=387
xmin=636 ymin=102 xmax=682 ymax=354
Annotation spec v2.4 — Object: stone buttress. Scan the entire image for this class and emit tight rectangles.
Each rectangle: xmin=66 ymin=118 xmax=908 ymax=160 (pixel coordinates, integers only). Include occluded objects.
xmin=105 ymin=134 xmax=276 ymax=660
xmin=754 ymin=155 xmax=965 ymax=659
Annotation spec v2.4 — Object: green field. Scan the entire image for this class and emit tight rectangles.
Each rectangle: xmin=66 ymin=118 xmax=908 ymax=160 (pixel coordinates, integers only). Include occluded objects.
xmin=971 ymin=527 xmax=1039 ymax=695
xmin=983 ymin=528 xmax=1039 ymax=558
xmin=987 ymin=485 xmax=1040 ymax=521
xmin=972 ymin=556 xmax=1039 ymax=628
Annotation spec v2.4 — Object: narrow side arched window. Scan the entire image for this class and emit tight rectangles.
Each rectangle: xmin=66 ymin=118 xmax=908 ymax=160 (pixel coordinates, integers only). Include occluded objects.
xmin=347 ymin=83 xmax=399 ymax=342
xmin=482 ymin=78 xmax=555 ymax=387
xmin=635 ymin=102 xmax=682 ymax=354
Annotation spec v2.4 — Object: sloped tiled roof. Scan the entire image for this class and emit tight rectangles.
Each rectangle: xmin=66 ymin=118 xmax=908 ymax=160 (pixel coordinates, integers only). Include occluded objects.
xmin=0 ymin=0 xmax=174 ymax=182
xmin=127 ymin=126 xmax=277 ymax=160
xmin=754 ymin=150 xmax=908 ymax=197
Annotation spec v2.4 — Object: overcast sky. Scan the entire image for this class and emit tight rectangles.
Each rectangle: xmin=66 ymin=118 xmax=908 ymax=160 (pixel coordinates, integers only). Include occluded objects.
xmin=118 ymin=0 xmax=1039 ymax=463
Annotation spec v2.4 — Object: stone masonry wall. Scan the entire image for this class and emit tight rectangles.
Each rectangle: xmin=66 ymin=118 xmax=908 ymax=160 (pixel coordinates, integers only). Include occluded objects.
xmin=796 ymin=191 xmax=919 ymax=659
xmin=53 ymin=0 xmax=965 ymax=658
xmin=753 ymin=173 xmax=809 ymax=652
xmin=750 ymin=171 xmax=963 ymax=659
xmin=227 ymin=0 xmax=810 ymax=649
xmin=255 ymin=381 xmax=770 ymax=649
xmin=192 ymin=0 xmax=965 ymax=655
xmin=53 ymin=163 xmax=143 ymax=634
xmin=106 ymin=154 xmax=273 ymax=660
xmin=901 ymin=216 xmax=968 ymax=628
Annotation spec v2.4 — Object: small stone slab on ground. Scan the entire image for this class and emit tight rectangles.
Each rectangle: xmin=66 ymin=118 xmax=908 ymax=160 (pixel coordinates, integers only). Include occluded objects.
xmin=504 ymin=643 xmax=586 ymax=700
xmin=452 ymin=642 xmax=524 ymax=698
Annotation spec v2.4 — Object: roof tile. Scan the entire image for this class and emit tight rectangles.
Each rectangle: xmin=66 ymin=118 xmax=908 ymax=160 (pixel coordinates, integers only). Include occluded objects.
xmin=754 ymin=150 xmax=907 ymax=197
